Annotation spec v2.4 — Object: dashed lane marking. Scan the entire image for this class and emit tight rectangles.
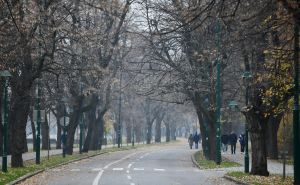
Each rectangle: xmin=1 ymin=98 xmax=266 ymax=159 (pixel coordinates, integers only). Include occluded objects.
xmin=133 ymin=168 xmax=144 ymax=171
xmin=91 ymin=168 xmax=103 ymax=171
xmin=126 ymin=170 xmax=130 ymax=173
xmin=130 ymin=183 xmax=135 ymax=185
xmin=127 ymin=175 xmax=132 ymax=180
xmin=113 ymin=168 xmax=124 ymax=171
xmin=128 ymin=163 xmax=133 ymax=169
xmin=93 ymin=152 xmax=137 ymax=185
xmin=154 ymin=168 xmax=165 ymax=171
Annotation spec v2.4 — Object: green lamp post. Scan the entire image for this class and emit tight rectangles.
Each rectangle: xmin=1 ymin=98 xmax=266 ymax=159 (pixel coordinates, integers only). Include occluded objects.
xmin=242 ymin=71 xmax=252 ymax=173
xmin=35 ymin=78 xmax=41 ymax=164
xmin=61 ymin=97 xmax=69 ymax=158
xmin=0 ymin=70 xmax=12 ymax=172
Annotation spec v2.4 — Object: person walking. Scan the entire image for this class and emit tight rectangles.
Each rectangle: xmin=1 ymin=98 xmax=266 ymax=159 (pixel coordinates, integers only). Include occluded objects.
xmin=193 ymin=132 xmax=200 ymax=149
xmin=239 ymin=133 xmax=245 ymax=153
xmin=221 ymin=134 xmax=229 ymax=152
xmin=188 ymin=134 xmax=193 ymax=149
xmin=229 ymin=131 xmax=237 ymax=154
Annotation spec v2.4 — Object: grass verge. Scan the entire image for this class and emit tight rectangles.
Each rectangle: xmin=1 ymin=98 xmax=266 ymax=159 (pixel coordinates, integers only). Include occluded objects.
xmin=193 ymin=151 xmax=240 ymax=169
xmin=226 ymin=171 xmax=293 ymax=185
xmin=0 ymin=146 xmax=135 ymax=185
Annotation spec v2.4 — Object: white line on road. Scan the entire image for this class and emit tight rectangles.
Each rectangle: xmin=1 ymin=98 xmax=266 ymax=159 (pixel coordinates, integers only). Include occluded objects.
xmin=92 ymin=168 xmax=103 ymax=171
xmin=113 ymin=168 xmax=124 ymax=171
xmin=92 ymin=152 xmax=137 ymax=185
xmin=70 ymin=169 xmax=80 ymax=172
xmin=133 ymin=168 xmax=144 ymax=171
xmin=126 ymin=170 xmax=130 ymax=173
xmin=130 ymin=183 xmax=135 ymax=185
xmin=154 ymin=168 xmax=165 ymax=171
xmin=127 ymin=163 xmax=133 ymax=169
xmin=127 ymin=175 xmax=132 ymax=180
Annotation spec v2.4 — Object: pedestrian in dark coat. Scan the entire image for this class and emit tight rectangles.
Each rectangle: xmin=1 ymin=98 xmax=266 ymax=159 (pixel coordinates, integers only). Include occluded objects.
xmin=221 ymin=134 xmax=229 ymax=152
xmin=239 ymin=134 xmax=245 ymax=153
xmin=229 ymin=131 xmax=237 ymax=154
xmin=193 ymin=132 xmax=200 ymax=149
xmin=188 ymin=134 xmax=193 ymax=149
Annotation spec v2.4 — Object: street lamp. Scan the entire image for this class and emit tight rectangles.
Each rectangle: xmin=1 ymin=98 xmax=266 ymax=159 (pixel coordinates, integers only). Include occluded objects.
xmin=0 ymin=70 xmax=11 ymax=172
xmin=242 ymin=71 xmax=252 ymax=173
xmin=203 ymin=97 xmax=210 ymax=159
xmin=61 ymin=97 xmax=70 ymax=158
xmin=79 ymin=81 xmax=83 ymax=154
xmin=35 ymin=78 xmax=41 ymax=164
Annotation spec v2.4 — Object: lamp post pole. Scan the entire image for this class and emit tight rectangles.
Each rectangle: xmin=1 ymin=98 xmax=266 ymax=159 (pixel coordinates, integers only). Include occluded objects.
xmin=118 ymin=70 xmax=122 ymax=148
xmin=36 ymin=79 xmax=41 ymax=164
xmin=63 ymin=104 xmax=66 ymax=158
xmin=293 ymin=20 xmax=300 ymax=185
xmin=79 ymin=81 xmax=83 ymax=154
xmin=242 ymin=71 xmax=252 ymax=173
xmin=1 ymin=71 xmax=11 ymax=172
xmin=245 ymin=83 xmax=250 ymax=173
xmin=215 ymin=20 xmax=222 ymax=165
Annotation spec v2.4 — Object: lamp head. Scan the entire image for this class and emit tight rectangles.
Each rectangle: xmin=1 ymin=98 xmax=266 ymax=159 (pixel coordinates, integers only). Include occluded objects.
xmin=0 ymin=70 xmax=12 ymax=77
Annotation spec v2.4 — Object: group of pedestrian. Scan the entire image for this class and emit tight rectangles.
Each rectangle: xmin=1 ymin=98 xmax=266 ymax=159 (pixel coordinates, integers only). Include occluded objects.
xmin=188 ymin=132 xmax=201 ymax=149
xmin=221 ymin=131 xmax=246 ymax=154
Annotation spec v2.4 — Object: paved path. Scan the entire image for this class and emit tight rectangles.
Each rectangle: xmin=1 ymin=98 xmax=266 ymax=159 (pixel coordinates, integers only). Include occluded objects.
xmin=0 ymin=148 xmax=79 ymax=167
xmin=222 ymin=146 xmax=293 ymax=175
xmin=18 ymin=140 xmax=236 ymax=185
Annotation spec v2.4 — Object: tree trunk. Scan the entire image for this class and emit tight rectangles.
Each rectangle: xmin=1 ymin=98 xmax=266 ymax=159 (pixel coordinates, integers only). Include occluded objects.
xmin=82 ymin=113 xmax=93 ymax=152
xmin=126 ymin=123 xmax=132 ymax=144
xmin=146 ymin=123 xmax=152 ymax=144
xmin=171 ymin=124 xmax=176 ymax=140
xmin=155 ymin=119 xmax=162 ymax=143
xmin=266 ymin=114 xmax=282 ymax=159
xmin=42 ymin=116 xmax=50 ymax=150
xmin=244 ymin=107 xmax=269 ymax=176
xmin=66 ymin=107 xmax=81 ymax=155
xmin=56 ymin=117 xmax=62 ymax=149
xmin=98 ymin=115 xmax=104 ymax=150
xmin=165 ymin=122 xmax=170 ymax=142
xmin=10 ymin=86 xmax=31 ymax=167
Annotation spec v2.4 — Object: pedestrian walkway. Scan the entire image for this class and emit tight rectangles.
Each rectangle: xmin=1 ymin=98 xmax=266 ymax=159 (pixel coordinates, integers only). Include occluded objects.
xmin=0 ymin=148 xmax=79 ymax=167
xmin=222 ymin=147 xmax=293 ymax=176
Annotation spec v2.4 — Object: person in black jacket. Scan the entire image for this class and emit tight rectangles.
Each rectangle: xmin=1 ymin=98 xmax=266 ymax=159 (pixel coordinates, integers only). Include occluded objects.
xmin=221 ymin=134 xmax=229 ymax=152
xmin=229 ymin=131 xmax=237 ymax=154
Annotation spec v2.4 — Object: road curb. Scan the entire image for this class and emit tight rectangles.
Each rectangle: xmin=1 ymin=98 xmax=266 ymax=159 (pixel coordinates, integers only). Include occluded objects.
xmin=191 ymin=151 xmax=202 ymax=169
xmin=8 ymin=147 xmax=134 ymax=185
xmin=223 ymin=175 xmax=249 ymax=185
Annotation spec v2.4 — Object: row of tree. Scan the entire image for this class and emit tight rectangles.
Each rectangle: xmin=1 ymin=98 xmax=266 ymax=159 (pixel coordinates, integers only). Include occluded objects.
xmin=0 ymin=0 xmax=299 ymax=177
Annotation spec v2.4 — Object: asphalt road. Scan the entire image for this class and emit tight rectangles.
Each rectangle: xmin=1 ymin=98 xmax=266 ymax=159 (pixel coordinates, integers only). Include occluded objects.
xmin=18 ymin=140 xmax=236 ymax=185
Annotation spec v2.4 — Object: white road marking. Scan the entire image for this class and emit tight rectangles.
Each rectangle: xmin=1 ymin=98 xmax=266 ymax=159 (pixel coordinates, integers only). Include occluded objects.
xmin=133 ymin=168 xmax=144 ymax=171
xmin=113 ymin=168 xmax=124 ymax=171
xmin=154 ymin=168 xmax=165 ymax=171
xmin=130 ymin=183 xmax=135 ymax=185
xmin=127 ymin=163 xmax=133 ymax=169
xmin=103 ymin=152 xmax=137 ymax=169
xmin=127 ymin=175 xmax=132 ymax=180
xmin=92 ymin=152 xmax=137 ymax=185
xmin=70 ymin=169 xmax=80 ymax=172
xmin=92 ymin=168 xmax=102 ymax=171
xmin=92 ymin=169 xmax=104 ymax=185
xmin=126 ymin=170 xmax=130 ymax=173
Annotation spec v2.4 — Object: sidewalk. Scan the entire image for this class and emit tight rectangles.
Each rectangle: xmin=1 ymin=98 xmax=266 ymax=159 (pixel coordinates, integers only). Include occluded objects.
xmin=222 ymin=147 xmax=294 ymax=176
xmin=0 ymin=148 xmax=79 ymax=167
